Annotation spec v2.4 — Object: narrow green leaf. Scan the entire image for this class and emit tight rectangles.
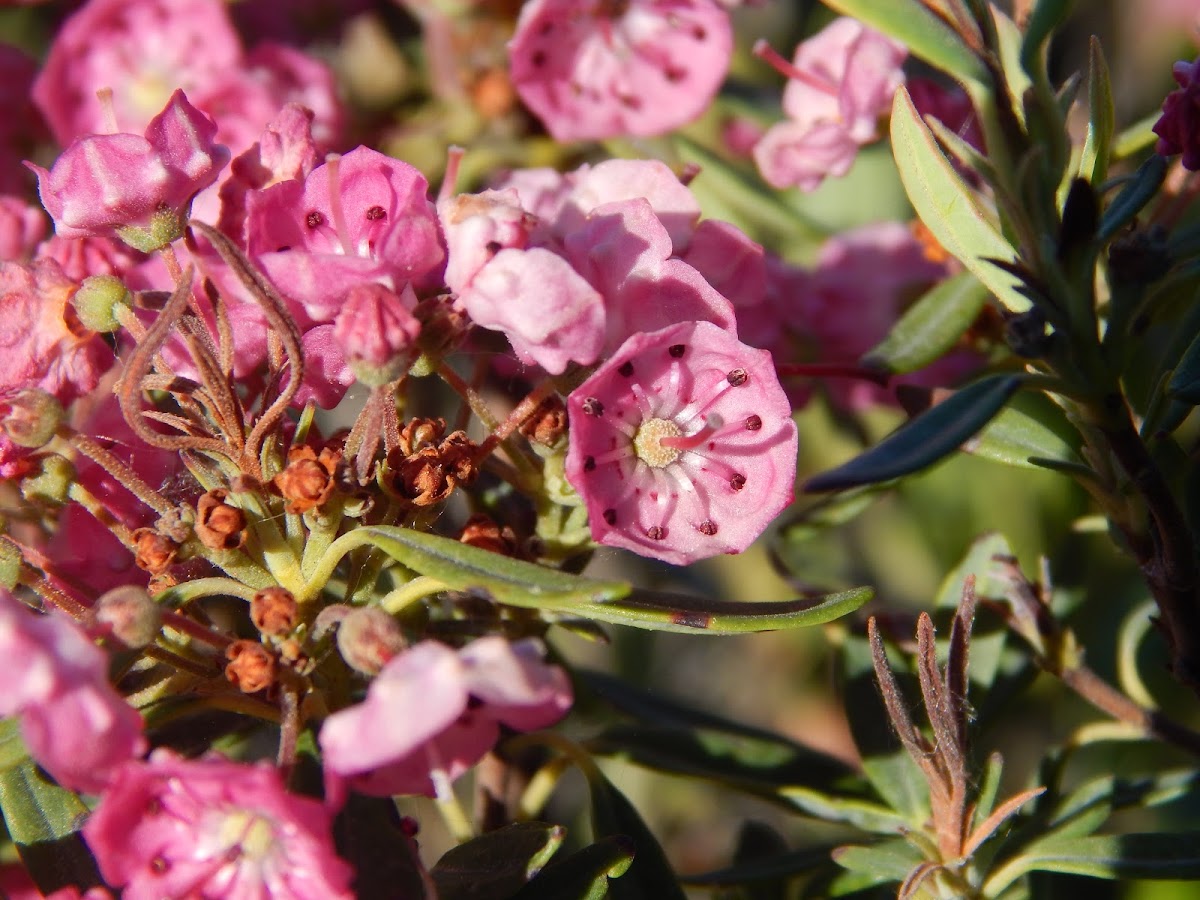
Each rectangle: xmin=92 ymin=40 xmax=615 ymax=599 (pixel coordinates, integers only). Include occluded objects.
xmin=431 ymin=822 xmax=565 ymax=900
xmin=359 ymin=525 xmax=631 ymax=605
xmin=0 ymin=718 xmax=30 ymax=772
xmin=1168 ymin=328 xmax=1200 ymax=403
xmin=862 ymin=272 xmax=989 ymax=374
xmin=1080 ymin=37 xmax=1114 ymax=186
xmin=831 ymin=839 xmax=924 ymax=881
xmin=0 ymin=762 xmax=102 ymax=894
xmin=1019 ymin=0 xmax=1075 ymax=73
xmin=987 ymin=831 xmax=1200 ymax=893
xmin=821 ymin=0 xmax=987 ymax=87
xmin=1112 ymin=113 xmax=1161 ymax=159
xmin=805 ymin=376 xmax=1023 ymax=492
xmin=890 ymin=88 xmax=1030 ymax=312
xmin=779 ymin=786 xmax=911 ymax=834
xmin=587 ymin=771 xmax=687 ymax=900
xmin=510 ymin=837 xmax=635 ymax=900
xmin=1097 ymin=154 xmax=1169 ymax=241
xmin=963 ymin=390 xmax=1082 ymax=469
xmin=934 ymin=532 xmax=1015 ymax=610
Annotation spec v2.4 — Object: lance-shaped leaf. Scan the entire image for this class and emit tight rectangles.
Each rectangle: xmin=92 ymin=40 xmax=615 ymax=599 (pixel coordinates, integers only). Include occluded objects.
xmin=1097 ymin=154 xmax=1169 ymax=241
xmin=510 ymin=837 xmax=635 ymax=900
xmin=985 ymin=831 xmax=1200 ymax=894
xmin=1080 ymin=37 xmax=1114 ymax=187
xmin=805 ymin=376 xmax=1022 ymax=492
xmin=890 ymin=89 xmax=1030 ymax=312
xmin=820 ymin=0 xmax=988 ymax=87
xmin=586 ymin=769 xmax=687 ymax=900
xmin=431 ymin=822 xmax=565 ymax=900
xmin=0 ymin=761 xmax=102 ymax=894
xmin=963 ymin=390 xmax=1082 ymax=470
xmin=862 ymin=272 xmax=990 ymax=375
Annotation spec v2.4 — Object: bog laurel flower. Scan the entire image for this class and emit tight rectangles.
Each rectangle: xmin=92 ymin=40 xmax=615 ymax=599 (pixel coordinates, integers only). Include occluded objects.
xmin=1153 ymin=56 xmax=1200 ymax=170
xmin=565 ymin=321 xmax=797 ymax=565
xmin=83 ymin=750 xmax=354 ymax=899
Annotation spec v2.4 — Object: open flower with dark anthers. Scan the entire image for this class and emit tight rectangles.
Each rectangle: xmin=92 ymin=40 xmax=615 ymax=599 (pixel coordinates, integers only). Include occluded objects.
xmin=82 ymin=750 xmax=354 ymax=899
xmin=565 ymin=321 xmax=797 ymax=565
xmin=508 ymin=0 xmax=733 ymax=141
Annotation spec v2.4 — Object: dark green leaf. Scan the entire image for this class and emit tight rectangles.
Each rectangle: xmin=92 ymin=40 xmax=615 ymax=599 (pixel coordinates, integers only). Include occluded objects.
xmin=683 ymin=845 xmax=833 ymax=888
xmin=587 ymin=769 xmax=686 ymax=900
xmin=334 ymin=792 xmax=428 ymax=899
xmin=862 ymin=272 xmax=990 ymax=375
xmin=1168 ymin=326 xmax=1200 ymax=403
xmin=0 ymin=762 xmax=102 ymax=894
xmin=510 ymin=836 xmax=635 ymax=900
xmin=963 ymin=390 xmax=1082 ymax=469
xmin=1019 ymin=0 xmax=1074 ymax=74
xmin=1098 ymin=154 xmax=1169 ymax=241
xmin=821 ymin=0 xmax=988 ymax=86
xmin=431 ymin=822 xmax=565 ymax=900
xmin=890 ymin=88 xmax=1030 ymax=312
xmin=778 ymin=786 xmax=911 ymax=834
xmin=805 ymin=376 xmax=1023 ymax=492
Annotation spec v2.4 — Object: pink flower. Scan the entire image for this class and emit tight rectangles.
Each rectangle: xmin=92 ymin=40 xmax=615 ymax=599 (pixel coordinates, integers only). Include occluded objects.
xmin=508 ymin=0 xmax=733 ymax=141
xmin=0 ymin=590 xmax=145 ymax=793
xmin=0 ymin=196 xmax=47 ymax=263
xmin=0 ymin=259 xmax=113 ymax=403
xmin=32 ymin=0 xmax=243 ymax=146
xmin=28 ymin=90 xmax=229 ymax=251
xmin=1154 ymin=57 xmax=1200 ymax=170
xmin=320 ymin=638 xmax=572 ymax=798
xmin=753 ymin=19 xmax=906 ymax=191
xmin=333 ymin=282 xmax=422 ymax=384
xmin=564 ymin=321 xmax=797 ymax=564
xmin=83 ymin=750 xmax=354 ymax=900
xmin=248 ymin=146 xmax=444 ymax=320
xmin=439 ymin=188 xmax=535 ymax=295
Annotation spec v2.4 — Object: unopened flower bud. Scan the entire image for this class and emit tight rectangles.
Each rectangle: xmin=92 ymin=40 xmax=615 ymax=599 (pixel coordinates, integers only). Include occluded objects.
xmin=337 ymin=607 xmax=405 ymax=675
xmin=225 ymin=640 xmax=277 ymax=693
xmin=94 ymin=585 xmax=162 ymax=648
xmin=251 ymin=587 xmax=298 ymax=637
xmin=195 ymin=489 xmax=246 ymax=550
xmin=1 ymin=388 xmax=63 ymax=448
xmin=519 ymin=394 xmax=568 ymax=448
xmin=72 ymin=274 xmax=131 ymax=332
xmin=333 ymin=283 xmax=421 ymax=387
xmin=21 ymin=454 xmax=75 ymax=506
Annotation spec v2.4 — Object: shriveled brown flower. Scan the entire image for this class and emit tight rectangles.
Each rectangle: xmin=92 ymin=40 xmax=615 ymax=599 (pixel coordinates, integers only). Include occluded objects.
xmin=132 ymin=526 xmax=179 ymax=574
xmin=195 ymin=489 xmax=247 ymax=550
xmin=225 ymin=640 xmax=277 ymax=694
xmin=272 ymin=446 xmax=341 ymax=514
xmin=397 ymin=417 xmax=448 ymax=457
xmin=251 ymin=587 xmax=298 ymax=637
xmin=459 ymin=513 xmax=519 ymax=557
xmin=518 ymin=394 xmax=568 ymax=448
xmin=386 ymin=429 xmax=479 ymax=506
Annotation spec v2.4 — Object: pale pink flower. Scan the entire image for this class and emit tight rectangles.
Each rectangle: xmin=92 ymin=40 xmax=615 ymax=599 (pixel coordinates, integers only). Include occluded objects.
xmin=508 ymin=0 xmax=733 ymax=141
xmin=753 ymin=19 xmax=906 ymax=191
xmin=439 ymin=188 xmax=534 ymax=295
xmin=456 ymin=246 xmax=606 ymax=373
xmin=321 ymin=637 xmax=572 ymax=799
xmin=83 ymin=750 xmax=354 ymax=900
xmin=565 ymin=321 xmax=797 ymax=564
xmin=32 ymin=0 xmax=243 ymax=146
xmin=0 ymin=590 xmax=145 ymax=793
xmin=1154 ymin=57 xmax=1200 ymax=170
xmin=27 ymin=90 xmax=229 ymax=250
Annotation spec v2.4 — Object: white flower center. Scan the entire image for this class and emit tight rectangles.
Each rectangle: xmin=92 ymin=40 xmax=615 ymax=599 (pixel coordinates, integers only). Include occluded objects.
xmin=633 ymin=417 xmax=682 ymax=468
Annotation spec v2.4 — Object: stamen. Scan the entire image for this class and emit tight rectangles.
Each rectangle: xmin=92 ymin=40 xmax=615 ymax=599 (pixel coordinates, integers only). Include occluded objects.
xmin=752 ymin=39 xmax=839 ymax=97
xmin=660 ymin=414 xmax=723 ymax=452
xmin=323 ymin=154 xmax=354 ymax=256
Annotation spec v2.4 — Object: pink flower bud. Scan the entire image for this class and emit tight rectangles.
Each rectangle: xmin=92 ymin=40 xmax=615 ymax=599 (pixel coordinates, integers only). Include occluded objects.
xmin=28 ymin=90 xmax=229 ymax=251
xmin=332 ymin=283 xmax=421 ymax=386
xmin=93 ymin=586 xmax=162 ymax=649
xmin=336 ymin=607 xmax=406 ymax=675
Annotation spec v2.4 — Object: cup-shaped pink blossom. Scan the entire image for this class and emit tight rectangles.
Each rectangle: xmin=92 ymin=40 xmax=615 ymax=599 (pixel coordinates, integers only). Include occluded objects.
xmin=440 ymin=188 xmax=534 ymax=295
xmin=83 ymin=750 xmax=354 ymax=899
xmin=565 ymin=321 xmax=797 ymax=565
xmin=508 ymin=0 xmax=733 ymax=141
xmin=1154 ymin=57 xmax=1200 ymax=170
xmin=28 ymin=90 xmax=229 ymax=251
xmin=0 ymin=590 xmax=145 ymax=793
xmin=321 ymin=637 xmax=572 ymax=799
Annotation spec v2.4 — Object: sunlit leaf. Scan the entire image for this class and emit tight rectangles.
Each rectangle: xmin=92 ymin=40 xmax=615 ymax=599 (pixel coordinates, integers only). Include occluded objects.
xmin=890 ymin=89 xmax=1030 ymax=312
xmin=1097 ymin=154 xmax=1169 ymax=241
xmin=586 ymin=770 xmax=686 ymax=900
xmin=510 ymin=837 xmax=635 ymax=900
xmin=963 ymin=390 xmax=1082 ymax=469
xmin=1080 ymin=37 xmax=1114 ymax=186
xmin=986 ymin=831 xmax=1200 ymax=893
xmin=862 ymin=272 xmax=989 ymax=375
